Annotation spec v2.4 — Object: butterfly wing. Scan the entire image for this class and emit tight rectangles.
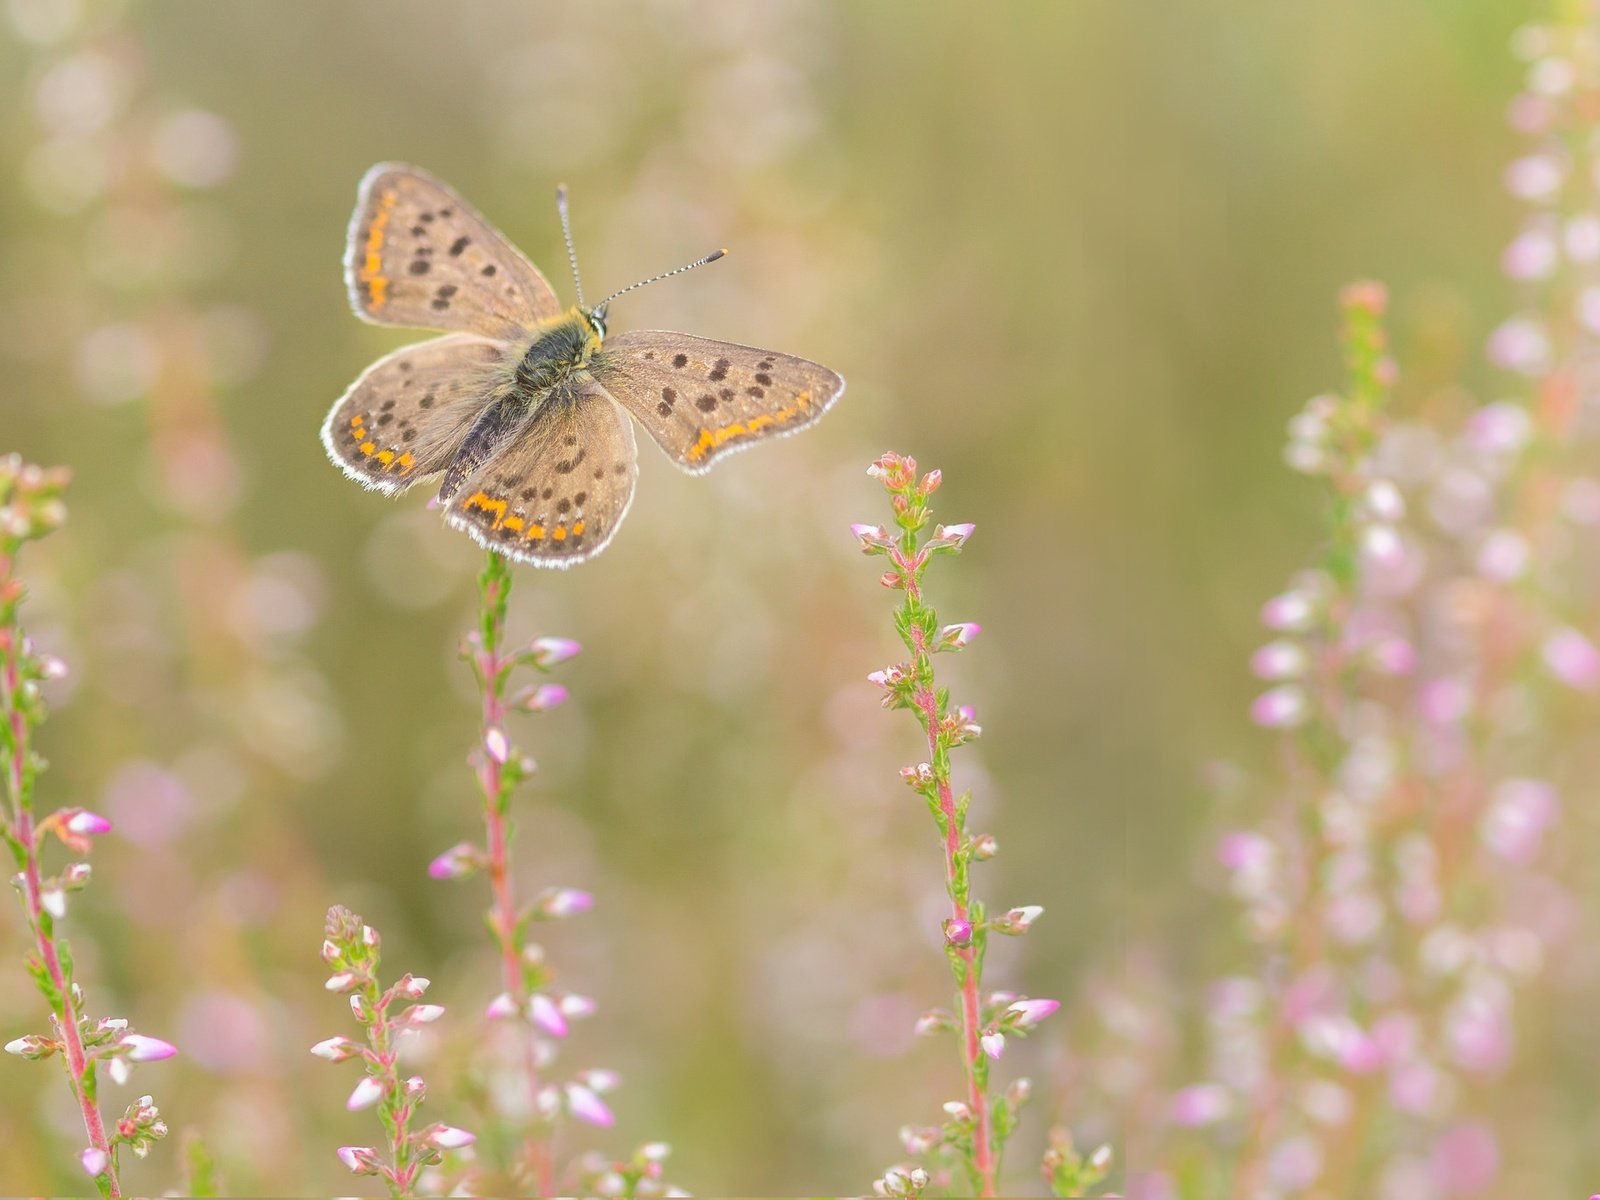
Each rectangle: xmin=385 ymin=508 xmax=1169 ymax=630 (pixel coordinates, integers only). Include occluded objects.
xmin=443 ymin=374 xmax=639 ymax=568
xmin=590 ymin=331 xmax=844 ymax=474
xmin=322 ymin=333 xmax=508 ymax=494
xmin=345 ymin=163 xmax=563 ymax=340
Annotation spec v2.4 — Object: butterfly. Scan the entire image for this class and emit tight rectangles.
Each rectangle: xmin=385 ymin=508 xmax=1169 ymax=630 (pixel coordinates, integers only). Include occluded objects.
xmin=322 ymin=163 xmax=845 ymax=568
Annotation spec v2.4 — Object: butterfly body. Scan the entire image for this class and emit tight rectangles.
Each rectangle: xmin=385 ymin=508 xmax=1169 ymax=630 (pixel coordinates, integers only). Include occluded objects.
xmin=325 ymin=164 xmax=844 ymax=567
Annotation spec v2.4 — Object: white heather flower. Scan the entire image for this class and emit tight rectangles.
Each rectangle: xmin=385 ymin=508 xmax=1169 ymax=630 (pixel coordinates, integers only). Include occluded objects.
xmin=346 ymin=1075 xmax=385 ymax=1111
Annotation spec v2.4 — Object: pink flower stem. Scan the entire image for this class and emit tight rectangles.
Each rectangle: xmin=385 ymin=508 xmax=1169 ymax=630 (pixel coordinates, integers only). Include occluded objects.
xmin=1 ymin=552 xmax=120 ymax=1198
xmin=905 ymin=576 xmax=996 ymax=1197
xmin=473 ymin=552 xmax=554 ymax=1196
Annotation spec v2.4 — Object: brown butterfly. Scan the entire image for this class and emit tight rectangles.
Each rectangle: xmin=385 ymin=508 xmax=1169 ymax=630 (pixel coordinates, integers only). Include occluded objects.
xmin=323 ymin=163 xmax=845 ymax=567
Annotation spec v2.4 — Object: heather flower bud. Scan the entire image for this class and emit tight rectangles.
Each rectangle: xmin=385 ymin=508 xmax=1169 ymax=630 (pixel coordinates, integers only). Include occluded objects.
xmin=943 ymin=917 xmax=973 ymax=946
xmin=485 ymin=991 xmax=519 ymax=1020
xmin=325 ymin=971 xmax=359 ymax=993
xmin=534 ymin=886 xmax=594 ymax=919
xmin=62 ymin=809 xmax=113 ymax=837
xmin=424 ymin=1123 xmax=477 ymax=1150
xmin=1006 ymin=1077 xmax=1032 ymax=1106
xmin=394 ymin=974 xmax=430 ymax=999
xmin=337 ymin=1145 xmax=382 ymax=1175
xmin=513 ymin=683 xmax=568 ymax=711
xmin=914 ymin=1009 xmax=956 ymax=1036
xmin=971 ymin=833 xmax=998 ymax=860
xmin=937 ymin=622 xmax=980 ymax=650
xmin=346 ymin=1075 xmax=386 ymax=1111
xmin=942 ymin=1100 xmax=973 ymax=1123
xmin=926 ymin=522 xmax=975 ymax=551
xmin=981 ymin=1031 xmax=1006 ymax=1059
xmin=80 ymin=1147 xmax=109 ymax=1176
xmin=900 ymin=1124 xmax=938 ymax=1155
xmin=578 ymin=1067 xmax=621 ymax=1092
xmin=1252 ymin=685 xmax=1309 ymax=729
xmin=559 ymin=993 xmax=597 ymax=1019
xmin=529 ymin=993 xmax=568 ymax=1037
xmin=485 ymin=726 xmax=511 ymax=764
xmin=61 ymin=862 xmax=92 ymax=890
xmin=402 ymin=1074 xmax=426 ymax=1098
xmin=310 ymin=1036 xmax=360 ymax=1062
xmin=529 ymin=636 xmax=581 ymax=666
xmin=5 ymin=1034 xmax=55 ymax=1059
xmin=566 ymin=1083 xmax=615 ymax=1127
xmin=901 ymin=762 xmax=934 ymax=788
xmin=1261 ymin=591 xmax=1315 ymax=632
xmin=121 ymin=1034 xmax=178 ymax=1062
xmin=1251 ymin=640 xmax=1307 ymax=680
xmin=41 ymin=887 xmax=65 ymax=918
xmin=851 ymin=523 xmax=894 ymax=553
xmin=1004 ymin=997 xmax=1060 ymax=1028
xmin=400 ymin=1004 xmax=445 ymax=1026
xmin=992 ymin=904 xmax=1044 ymax=935
xmin=427 ymin=841 xmax=483 ymax=880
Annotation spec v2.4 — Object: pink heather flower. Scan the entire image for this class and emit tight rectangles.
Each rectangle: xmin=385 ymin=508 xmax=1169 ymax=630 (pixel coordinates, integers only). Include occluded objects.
xmin=529 ymin=636 xmax=581 ymax=665
xmin=395 ymin=974 xmax=430 ymax=999
xmin=529 ymin=993 xmax=568 ymax=1037
xmin=1476 ymin=529 xmax=1529 ymax=581
xmin=424 ymin=1123 xmax=477 ymax=1150
xmin=538 ymin=887 xmax=594 ymax=918
xmin=1480 ymin=778 xmax=1558 ymax=864
xmin=346 ymin=1075 xmax=385 ymax=1111
xmin=1250 ymin=640 xmax=1307 ymax=680
xmin=4 ymin=1034 xmax=49 ymax=1058
xmin=943 ymin=917 xmax=973 ymax=946
xmin=401 ymin=1004 xmax=445 ymax=1025
xmin=1566 ymin=213 xmax=1600 ymax=261
xmin=578 ymin=1067 xmax=621 ymax=1092
xmin=121 ymin=1034 xmax=178 ymax=1062
xmin=1430 ymin=1123 xmax=1501 ymax=1195
xmin=939 ymin=622 xmax=980 ymax=649
xmin=914 ymin=1011 xmax=952 ymax=1036
xmin=1542 ymin=625 xmax=1600 ymax=690
xmin=994 ymin=904 xmax=1043 ymax=934
xmin=1005 ymin=998 xmax=1059 ymax=1028
xmin=40 ymin=887 xmax=65 ymax=919
xmin=1170 ymin=1083 xmax=1232 ymax=1127
xmin=63 ymin=809 xmax=113 ymax=836
xmin=1503 ymin=152 xmax=1565 ymax=201
xmin=337 ymin=1145 xmax=380 ymax=1174
xmin=484 ymin=726 xmax=510 ymax=764
xmin=942 ymin=1100 xmax=973 ymax=1122
xmin=980 ymin=1031 xmax=1005 ymax=1059
xmin=310 ymin=1036 xmax=359 ymax=1062
xmin=325 ymin=971 xmax=358 ymax=992
xmin=80 ymin=1147 xmax=109 ymax=1176
xmin=1217 ymin=831 xmax=1272 ymax=873
xmin=851 ymin=523 xmax=894 ymax=551
xmin=565 ymin=1083 xmax=614 ymax=1127
xmin=485 ymin=991 xmax=518 ymax=1020
xmin=919 ymin=469 xmax=942 ymax=494
xmin=1390 ymin=1060 xmax=1442 ymax=1116
xmin=1359 ymin=524 xmax=1405 ymax=571
xmin=1502 ymin=228 xmax=1558 ymax=279
xmin=559 ymin=993 xmax=597 ymax=1019
xmin=1260 ymin=591 xmax=1314 ymax=632
xmin=1486 ymin=315 xmax=1552 ymax=375
xmin=1251 ymin=685 xmax=1309 ymax=729
xmin=427 ymin=841 xmax=480 ymax=880
xmin=926 ymin=522 xmax=975 ymax=550
xmin=1466 ymin=401 xmax=1532 ymax=455
xmin=516 ymin=683 xmax=568 ymax=711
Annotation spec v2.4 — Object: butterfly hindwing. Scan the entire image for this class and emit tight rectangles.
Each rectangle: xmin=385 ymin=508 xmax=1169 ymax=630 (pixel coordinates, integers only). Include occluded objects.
xmin=443 ymin=374 xmax=639 ymax=568
xmin=591 ymin=331 xmax=844 ymax=473
xmin=322 ymin=333 xmax=509 ymax=494
xmin=345 ymin=163 xmax=564 ymax=339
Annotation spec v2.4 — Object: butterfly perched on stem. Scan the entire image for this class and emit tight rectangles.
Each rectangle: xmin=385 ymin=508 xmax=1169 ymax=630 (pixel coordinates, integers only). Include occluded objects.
xmin=323 ymin=163 xmax=845 ymax=567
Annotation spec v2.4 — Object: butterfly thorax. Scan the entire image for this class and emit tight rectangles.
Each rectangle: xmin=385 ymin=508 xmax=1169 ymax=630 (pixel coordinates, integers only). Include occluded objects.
xmin=511 ymin=307 xmax=605 ymax=396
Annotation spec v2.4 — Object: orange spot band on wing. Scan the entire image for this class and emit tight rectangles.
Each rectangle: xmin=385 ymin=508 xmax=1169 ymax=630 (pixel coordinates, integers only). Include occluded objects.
xmin=397 ymin=452 xmax=414 ymax=471
xmin=359 ymin=188 xmax=398 ymax=309
xmin=465 ymin=491 xmax=509 ymax=528
xmin=572 ymin=520 xmax=585 ymax=535
xmin=503 ymin=515 xmax=524 ymax=532
xmin=686 ymin=389 xmax=817 ymax=463
xmin=523 ymin=523 xmax=546 ymax=541
xmin=552 ymin=526 xmax=567 ymax=541
xmin=359 ymin=441 xmax=376 ymax=456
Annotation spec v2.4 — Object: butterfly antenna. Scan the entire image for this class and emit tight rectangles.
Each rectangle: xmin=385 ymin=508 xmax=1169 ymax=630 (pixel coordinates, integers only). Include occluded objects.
xmin=555 ymin=183 xmax=587 ymax=309
xmin=596 ymin=247 xmax=728 ymax=311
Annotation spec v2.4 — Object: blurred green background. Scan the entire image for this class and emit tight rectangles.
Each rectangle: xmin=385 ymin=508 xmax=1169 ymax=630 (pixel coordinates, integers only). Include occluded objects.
xmin=0 ymin=0 xmax=1529 ymax=1193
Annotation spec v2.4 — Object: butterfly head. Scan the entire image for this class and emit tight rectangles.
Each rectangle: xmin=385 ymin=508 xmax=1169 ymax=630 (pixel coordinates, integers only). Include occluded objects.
xmin=581 ymin=306 xmax=608 ymax=344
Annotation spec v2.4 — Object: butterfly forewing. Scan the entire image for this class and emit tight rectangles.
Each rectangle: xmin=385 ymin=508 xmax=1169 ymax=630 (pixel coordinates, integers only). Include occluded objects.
xmin=322 ymin=334 xmax=508 ymax=494
xmin=443 ymin=376 xmax=639 ymax=568
xmin=345 ymin=163 xmax=563 ymax=340
xmin=591 ymin=331 xmax=844 ymax=474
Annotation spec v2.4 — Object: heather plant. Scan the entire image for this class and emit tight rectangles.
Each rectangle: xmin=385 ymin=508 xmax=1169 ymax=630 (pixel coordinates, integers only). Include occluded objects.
xmin=0 ymin=457 xmax=177 ymax=1196
xmin=423 ymin=551 xmax=680 ymax=1197
xmin=311 ymin=904 xmax=475 ymax=1196
xmin=855 ymin=452 xmax=1107 ymax=1198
